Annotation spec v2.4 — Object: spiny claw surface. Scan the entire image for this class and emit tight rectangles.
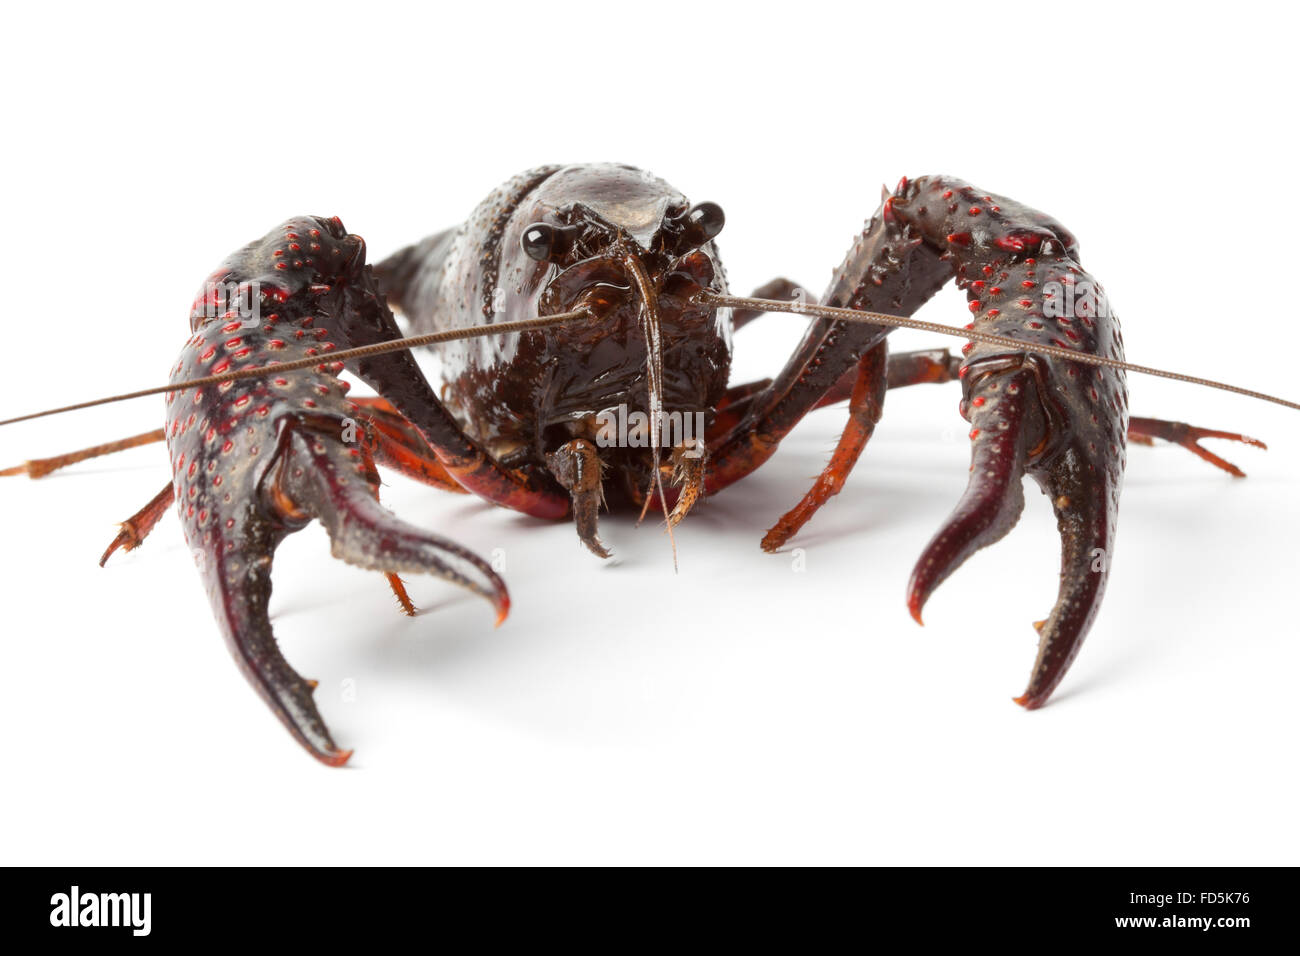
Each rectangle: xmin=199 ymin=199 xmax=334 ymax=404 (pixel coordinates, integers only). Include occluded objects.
xmin=877 ymin=176 xmax=1129 ymax=706
xmin=167 ymin=216 xmax=507 ymax=764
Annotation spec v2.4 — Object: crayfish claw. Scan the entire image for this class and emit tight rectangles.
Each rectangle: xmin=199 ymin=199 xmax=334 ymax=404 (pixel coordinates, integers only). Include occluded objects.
xmin=906 ymin=359 xmax=1120 ymax=708
xmin=906 ymin=368 xmax=1034 ymax=625
xmin=280 ymin=425 xmax=511 ymax=624
xmin=1014 ymin=442 xmax=1119 ymax=708
xmin=195 ymin=515 xmax=355 ymax=767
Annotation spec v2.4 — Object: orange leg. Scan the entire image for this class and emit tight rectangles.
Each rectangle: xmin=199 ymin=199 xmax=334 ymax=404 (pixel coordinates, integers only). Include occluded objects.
xmin=1 ymin=429 xmax=166 ymax=479
xmin=1128 ymin=416 xmax=1266 ymax=478
xmin=348 ymin=434 xmax=421 ymax=616
xmin=100 ymin=482 xmax=177 ymax=566
xmin=760 ymin=348 xmax=963 ymax=551
xmin=761 ymin=342 xmax=889 ymax=552
xmin=350 ymin=397 xmax=467 ymax=493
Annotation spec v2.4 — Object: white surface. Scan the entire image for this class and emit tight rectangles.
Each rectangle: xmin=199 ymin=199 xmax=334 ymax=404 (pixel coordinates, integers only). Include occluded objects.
xmin=1 ymin=2 xmax=1295 ymax=866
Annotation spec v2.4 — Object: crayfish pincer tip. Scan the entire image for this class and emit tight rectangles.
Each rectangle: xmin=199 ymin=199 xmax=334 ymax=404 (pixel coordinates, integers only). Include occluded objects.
xmin=492 ymin=592 xmax=511 ymax=628
xmin=316 ymin=748 xmax=354 ymax=768
xmin=1013 ymin=692 xmax=1042 ymax=710
xmin=906 ymin=593 xmax=925 ymax=627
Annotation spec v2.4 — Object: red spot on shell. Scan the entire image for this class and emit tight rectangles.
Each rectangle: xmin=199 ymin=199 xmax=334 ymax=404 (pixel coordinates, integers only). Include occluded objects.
xmin=972 ymin=396 xmax=986 ymax=407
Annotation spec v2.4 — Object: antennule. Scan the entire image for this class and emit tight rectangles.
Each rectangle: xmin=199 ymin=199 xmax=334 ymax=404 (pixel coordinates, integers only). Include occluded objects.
xmin=699 ymin=292 xmax=1300 ymax=413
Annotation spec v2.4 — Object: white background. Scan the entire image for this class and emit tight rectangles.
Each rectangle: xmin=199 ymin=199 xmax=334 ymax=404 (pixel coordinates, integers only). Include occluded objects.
xmin=2 ymin=2 xmax=1295 ymax=865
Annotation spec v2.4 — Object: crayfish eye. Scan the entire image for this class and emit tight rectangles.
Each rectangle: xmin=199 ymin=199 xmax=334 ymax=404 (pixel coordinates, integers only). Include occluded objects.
xmin=521 ymin=223 xmax=558 ymax=261
xmin=684 ymin=202 xmax=725 ymax=245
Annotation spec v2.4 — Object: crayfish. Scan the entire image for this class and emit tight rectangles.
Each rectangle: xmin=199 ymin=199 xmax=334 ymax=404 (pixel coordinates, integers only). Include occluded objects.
xmin=3 ymin=164 xmax=1285 ymax=765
